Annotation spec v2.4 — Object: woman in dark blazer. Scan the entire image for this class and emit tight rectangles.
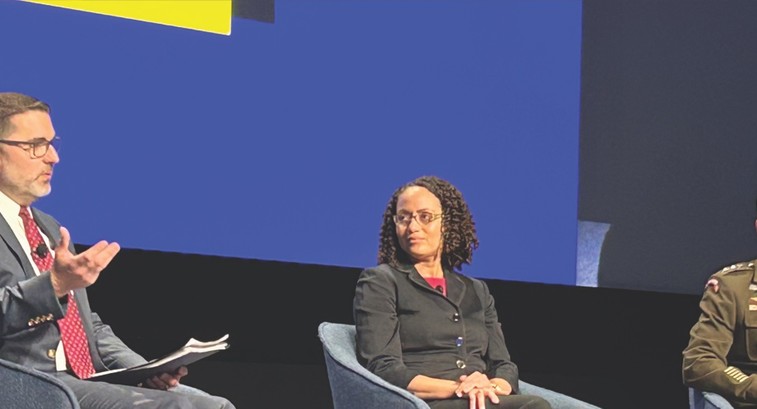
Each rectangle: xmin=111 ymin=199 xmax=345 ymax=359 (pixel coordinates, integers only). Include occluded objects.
xmin=353 ymin=175 xmax=551 ymax=409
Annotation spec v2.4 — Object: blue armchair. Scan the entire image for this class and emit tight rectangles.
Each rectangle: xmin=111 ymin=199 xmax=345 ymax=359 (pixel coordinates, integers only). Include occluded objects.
xmin=317 ymin=321 xmax=602 ymax=409
xmin=0 ymin=357 xmax=80 ymax=409
xmin=689 ymin=387 xmax=733 ymax=409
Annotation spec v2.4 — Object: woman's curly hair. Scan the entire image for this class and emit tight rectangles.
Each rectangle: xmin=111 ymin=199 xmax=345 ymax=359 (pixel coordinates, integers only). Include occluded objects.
xmin=377 ymin=175 xmax=479 ymax=272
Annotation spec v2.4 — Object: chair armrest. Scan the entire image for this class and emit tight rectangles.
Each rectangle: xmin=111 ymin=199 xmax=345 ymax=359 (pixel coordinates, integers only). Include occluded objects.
xmin=318 ymin=322 xmax=429 ymax=409
xmin=689 ymin=387 xmax=734 ymax=409
xmin=0 ymin=358 xmax=80 ymax=409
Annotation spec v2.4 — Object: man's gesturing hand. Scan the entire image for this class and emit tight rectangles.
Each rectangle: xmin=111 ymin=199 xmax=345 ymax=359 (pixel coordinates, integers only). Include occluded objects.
xmin=50 ymin=226 xmax=120 ymax=297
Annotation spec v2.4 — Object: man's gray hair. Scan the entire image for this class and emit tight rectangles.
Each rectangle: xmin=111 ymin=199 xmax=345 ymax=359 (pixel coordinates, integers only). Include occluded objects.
xmin=0 ymin=92 xmax=50 ymax=139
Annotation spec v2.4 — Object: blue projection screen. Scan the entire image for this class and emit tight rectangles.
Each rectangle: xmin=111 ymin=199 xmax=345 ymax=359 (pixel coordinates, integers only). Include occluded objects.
xmin=0 ymin=0 xmax=582 ymax=285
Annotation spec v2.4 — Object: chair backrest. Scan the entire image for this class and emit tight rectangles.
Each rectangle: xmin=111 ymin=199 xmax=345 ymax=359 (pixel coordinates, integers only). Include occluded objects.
xmin=576 ymin=220 xmax=611 ymax=287
xmin=317 ymin=321 xmax=430 ymax=409
xmin=689 ymin=387 xmax=734 ymax=409
xmin=0 ymin=358 xmax=80 ymax=409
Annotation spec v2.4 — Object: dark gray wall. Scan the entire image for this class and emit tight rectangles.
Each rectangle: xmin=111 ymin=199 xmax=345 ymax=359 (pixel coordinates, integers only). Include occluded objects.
xmin=580 ymin=0 xmax=757 ymax=294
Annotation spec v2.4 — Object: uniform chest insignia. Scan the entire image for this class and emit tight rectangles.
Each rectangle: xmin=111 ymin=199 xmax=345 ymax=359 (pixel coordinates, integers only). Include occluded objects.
xmin=750 ymin=297 xmax=757 ymax=311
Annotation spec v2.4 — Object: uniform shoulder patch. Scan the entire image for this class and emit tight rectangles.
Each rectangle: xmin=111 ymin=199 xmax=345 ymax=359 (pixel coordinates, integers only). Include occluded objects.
xmin=705 ymin=277 xmax=720 ymax=293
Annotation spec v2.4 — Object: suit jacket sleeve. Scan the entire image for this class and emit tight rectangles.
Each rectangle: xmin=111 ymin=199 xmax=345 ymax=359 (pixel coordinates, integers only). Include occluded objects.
xmin=477 ymin=279 xmax=520 ymax=393
xmin=354 ymin=265 xmax=422 ymax=389
xmin=0 ymin=271 xmax=65 ymax=336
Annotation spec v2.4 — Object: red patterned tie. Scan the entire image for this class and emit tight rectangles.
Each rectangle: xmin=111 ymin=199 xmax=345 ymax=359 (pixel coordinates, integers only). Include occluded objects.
xmin=19 ymin=206 xmax=96 ymax=379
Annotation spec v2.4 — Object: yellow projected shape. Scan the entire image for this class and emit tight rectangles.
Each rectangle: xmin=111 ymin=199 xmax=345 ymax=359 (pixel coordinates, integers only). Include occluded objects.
xmin=23 ymin=0 xmax=231 ymax=35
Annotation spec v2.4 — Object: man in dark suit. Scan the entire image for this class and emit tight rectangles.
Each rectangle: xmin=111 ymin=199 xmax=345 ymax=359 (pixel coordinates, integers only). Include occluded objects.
xmin=0 ymin=92 xmax=235 ymax=409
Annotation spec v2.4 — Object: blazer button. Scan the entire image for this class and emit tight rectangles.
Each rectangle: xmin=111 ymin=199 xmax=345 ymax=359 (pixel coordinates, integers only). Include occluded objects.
xmin=456 ymin=337 xmax=464 ymax=347
xmin=47 ymin=349 xmax=56 ymax=359
xmin=453 ymin=313 xmax=460 ymax=322
xmin=456 ymin=359 xmax=466 ymax=369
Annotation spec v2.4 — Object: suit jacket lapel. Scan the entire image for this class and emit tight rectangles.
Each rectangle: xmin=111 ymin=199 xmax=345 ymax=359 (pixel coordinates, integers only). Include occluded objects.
xmin=31 ymin=208 xmax=59 ymax=250
xmin=445 ymin=272 xmax=466 ymax=305
xmin=0 ymin=209 xmax=35 ymax=279
xmin=402 ymin=264 xmax=436 ymax=290
xmin=402 ymin=263 xmax=467 ymax=307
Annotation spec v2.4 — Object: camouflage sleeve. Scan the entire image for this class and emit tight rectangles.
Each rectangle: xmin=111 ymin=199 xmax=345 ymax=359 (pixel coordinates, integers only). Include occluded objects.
xmin=682 ymin=273 xmax=757 ymax=402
